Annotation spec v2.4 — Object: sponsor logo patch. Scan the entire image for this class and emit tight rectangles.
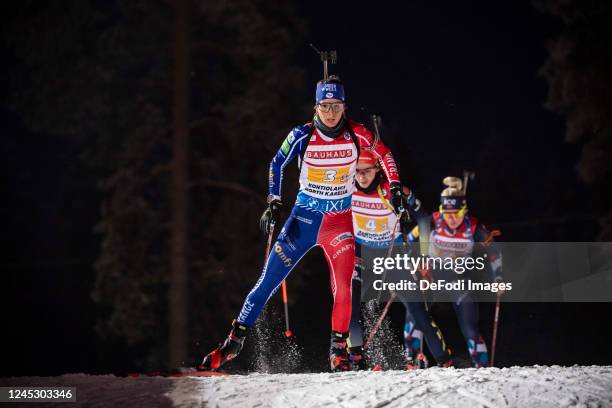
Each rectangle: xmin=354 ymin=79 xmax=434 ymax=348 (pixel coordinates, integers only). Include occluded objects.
xmin=322 ymin=84 xmax=337 ymax=92
xmin=307 ymin=197 xmax=319 ymax=209
xmin=332 ymin=243 xmax=353 ymax=260
xmin=306 ymin=149 xmax=353 ymax=160
xmin=330 ymin=232 xmax=353 ymax=247
xmin=307 ymin=166 xmax=350 ymax=184
xmin=296 ymin=216 xmax=313 ymax=225
xmin=352 ymin=200 xmax=387 ymax=210
xmin=281 ymin=138 xmax=291 ymax=155
xmin=274 ymin=243 xmax=293 ymax=267
xmin=355 ymin=214 xmax=390 ymax=233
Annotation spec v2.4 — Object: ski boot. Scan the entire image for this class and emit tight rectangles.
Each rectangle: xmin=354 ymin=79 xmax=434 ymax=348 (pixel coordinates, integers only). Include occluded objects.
xmin=199 ymin=320 xmax=248 ymax=371
xmin=405 ymin=351 xmax=429 ymax=370
xmin=329 ymin=331 xmax=351 ymax=372
xmin=348 ymin=346 xmax=367 ymax=371
xmin=468 ymin=336 xmax=489 ymax=368
xmin=435 ymin=351 xmax=454 ymax=368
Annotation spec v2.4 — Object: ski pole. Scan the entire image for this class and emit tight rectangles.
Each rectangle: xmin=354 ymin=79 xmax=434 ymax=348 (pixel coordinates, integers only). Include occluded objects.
xmin=364 ymin=291 xmax=396 ymax=351
xmin=363 ymin=213 xmax=402 ymax=350
xmin=281 ymin=281 xmax=292 ymax=337
xmin=490 ymin=291 xmax=502 ymax=367
xmin=401 ymin=232 xmax=430 ymax=313
xmin=264 ymin=222 xmax=275 ymax=263
xmin=265 ymin=222 xmax=293 ymax=338
xmin=462 ymin=170 xmax=475 ymax=196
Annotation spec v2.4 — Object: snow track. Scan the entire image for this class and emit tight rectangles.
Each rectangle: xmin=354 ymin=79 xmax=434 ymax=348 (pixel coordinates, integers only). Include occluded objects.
xmin=1 ymin=366 xmax=611 ymax=407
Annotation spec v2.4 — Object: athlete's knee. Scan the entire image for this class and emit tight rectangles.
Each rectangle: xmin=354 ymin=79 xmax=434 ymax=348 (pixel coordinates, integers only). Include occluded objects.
xmin=334 ymin=285 xmax=351 ymax=304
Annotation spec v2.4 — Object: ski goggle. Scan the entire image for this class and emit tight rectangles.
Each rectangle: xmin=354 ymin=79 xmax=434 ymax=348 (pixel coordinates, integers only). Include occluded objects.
xmin=439 ymin=204 xmax=468 ymax=218
xmin=317 ymin=102 xmax=345 ymax=113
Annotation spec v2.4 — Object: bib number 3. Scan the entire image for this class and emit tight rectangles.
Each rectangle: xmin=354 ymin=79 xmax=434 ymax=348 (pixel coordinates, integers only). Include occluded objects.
xmin=323 ymin=169 xmax=337 ymax=182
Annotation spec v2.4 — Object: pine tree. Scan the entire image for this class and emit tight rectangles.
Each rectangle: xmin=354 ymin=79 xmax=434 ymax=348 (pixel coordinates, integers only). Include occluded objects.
xmin=5 ymin=0 xmax=308 ymax=370
xmin=535 ymin=0 xmax=612 ymax=239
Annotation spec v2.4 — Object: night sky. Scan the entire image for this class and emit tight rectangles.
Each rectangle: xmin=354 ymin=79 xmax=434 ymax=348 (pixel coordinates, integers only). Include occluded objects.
xmin=300 ymin=1 xmax=587 ymax=231
xmin=2 ymin=1 xmax=611 ymax=376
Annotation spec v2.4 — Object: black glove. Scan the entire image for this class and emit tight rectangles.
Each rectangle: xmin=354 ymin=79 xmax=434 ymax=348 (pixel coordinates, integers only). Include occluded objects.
xmin=259 ymin=199 xmax=282 ymax=235
xmin=392 ymin=183 xmax=423 ymax=214
xmin=399 ymin=210 xmax=412 ymax=235
xmin=389 ymin=183 xmax=405 ymax=215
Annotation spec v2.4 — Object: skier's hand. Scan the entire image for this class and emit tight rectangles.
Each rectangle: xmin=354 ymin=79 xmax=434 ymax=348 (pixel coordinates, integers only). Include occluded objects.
xmin=405 ymin=192 xmax=423 ymax=218
xmin=399 ymin=211 xmax=412 ymax=235
xmin=259 ymin=199 xmax=282 ymax=235
xmin=389 ymin=183 xmax=405 ymax=215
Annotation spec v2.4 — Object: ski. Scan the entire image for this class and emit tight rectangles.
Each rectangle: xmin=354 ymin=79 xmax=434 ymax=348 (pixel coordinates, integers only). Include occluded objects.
xmin=127 ymin=369 xmax=234 ymax=378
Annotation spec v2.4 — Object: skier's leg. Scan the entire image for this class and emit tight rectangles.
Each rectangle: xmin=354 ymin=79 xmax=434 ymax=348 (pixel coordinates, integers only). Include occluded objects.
xmin=347 ymin=257 xmax=366 ymax=369
xmin=392 ymin=277 xmax=428 ymax=364
xmin=201 ymin=207 xmax=319 ymax=370
xmin=236 ymin=208 xmax=320 ymax=326
xmin=348 ymin=261 xmax=364 ymax=346
xmin=401 ymin=303 xmax=422 ymax=357
xmin=318 ymin=211 xmax=355 ymax=371
xmin=452 ymin=293 xmax=489 ymax=367
xmin=318 ymin=212 xmax=355 ymax=333
xmin=401 ymin=302 xmax=425 ymax=368
xmin=402 ymin=301 xmax=452 ymax=367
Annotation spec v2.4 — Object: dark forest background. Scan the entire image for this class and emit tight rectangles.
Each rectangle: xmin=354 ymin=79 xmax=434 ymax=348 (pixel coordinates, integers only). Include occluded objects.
xmin=1 ymin=0 xmax=611 ymax=375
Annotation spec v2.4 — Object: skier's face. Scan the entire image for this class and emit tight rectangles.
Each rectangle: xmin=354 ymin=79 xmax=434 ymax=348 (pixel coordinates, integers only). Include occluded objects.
xmin=356 ymin=164 xmax=380 ymax=188
xmin=442 ymin=211 xmax=465 ymax=229
xmin=316 ymin=98 xmax=345 ymax=128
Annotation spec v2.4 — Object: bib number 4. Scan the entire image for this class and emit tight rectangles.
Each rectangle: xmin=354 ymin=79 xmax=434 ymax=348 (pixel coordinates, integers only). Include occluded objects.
xmin=366 ymin=219 xmax=377 ymax=231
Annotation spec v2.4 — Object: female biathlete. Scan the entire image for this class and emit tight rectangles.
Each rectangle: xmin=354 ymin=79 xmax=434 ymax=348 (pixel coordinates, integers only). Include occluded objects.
xmin=348 ymin=150 xmax=453 ymax=370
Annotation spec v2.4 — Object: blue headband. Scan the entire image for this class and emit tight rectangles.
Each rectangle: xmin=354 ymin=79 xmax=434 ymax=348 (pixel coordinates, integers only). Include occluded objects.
xmin=440 ymin=195 xmax=467 ymax=211
xmin=316 ymin=82 xmax=345 ymax=103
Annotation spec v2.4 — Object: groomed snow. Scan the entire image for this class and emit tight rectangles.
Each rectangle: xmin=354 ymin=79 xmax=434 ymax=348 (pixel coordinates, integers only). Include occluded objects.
xmin=2 ymin=365 xmax=611 ymax=407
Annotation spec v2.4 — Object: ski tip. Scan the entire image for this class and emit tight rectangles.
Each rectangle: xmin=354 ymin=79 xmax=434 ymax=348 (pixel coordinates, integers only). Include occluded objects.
xmin=284 ymin=329 xmax=293 ymax=338
xmin=372 ymin=364 xmax=382 ymax=371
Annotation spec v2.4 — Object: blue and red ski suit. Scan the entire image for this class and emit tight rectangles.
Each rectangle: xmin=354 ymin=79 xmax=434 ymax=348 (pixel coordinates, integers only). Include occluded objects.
xmin=409 ymin=212 xmax=503 ymax=367
xmin=349 ymin=179 xmax=449 ymax=362
xmin=237 ymin=120 xmax=400 ymax=333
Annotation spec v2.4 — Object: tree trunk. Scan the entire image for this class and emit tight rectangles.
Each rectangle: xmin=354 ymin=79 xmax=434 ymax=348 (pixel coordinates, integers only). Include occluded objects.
xmin=169 ymin=0 xmax=191 ymax=368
